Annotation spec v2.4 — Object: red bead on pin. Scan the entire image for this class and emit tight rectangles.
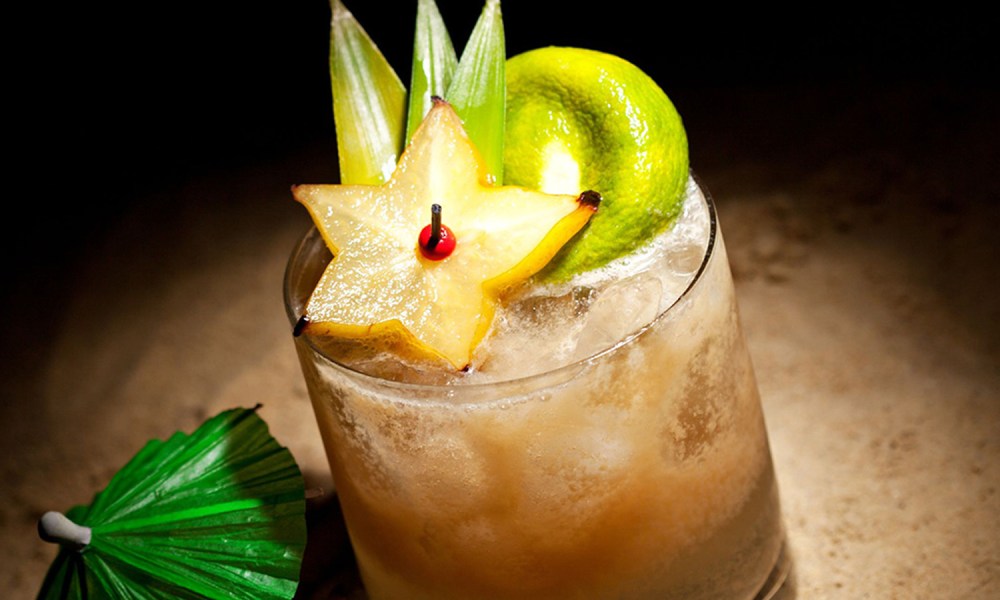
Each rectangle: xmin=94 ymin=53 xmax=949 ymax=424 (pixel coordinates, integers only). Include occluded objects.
xmin=418 ymin=203 xmax=456 ymax=260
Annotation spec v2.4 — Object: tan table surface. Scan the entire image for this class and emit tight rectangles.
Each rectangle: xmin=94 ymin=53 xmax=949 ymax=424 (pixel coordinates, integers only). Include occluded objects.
xmin=3 ymin=85 xmax=997 ymax=598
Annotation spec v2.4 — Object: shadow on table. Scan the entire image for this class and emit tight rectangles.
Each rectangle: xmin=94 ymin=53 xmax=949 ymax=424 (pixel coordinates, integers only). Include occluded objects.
xmin=295 ymin=490 xmax=365 ymax=600
xmin=768 ymin=549 xmax=798 ymax=600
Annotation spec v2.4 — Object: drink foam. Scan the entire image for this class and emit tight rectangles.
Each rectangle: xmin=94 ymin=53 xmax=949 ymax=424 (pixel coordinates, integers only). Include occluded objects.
xmin=472 ymin=176 xmax=710 ymax=381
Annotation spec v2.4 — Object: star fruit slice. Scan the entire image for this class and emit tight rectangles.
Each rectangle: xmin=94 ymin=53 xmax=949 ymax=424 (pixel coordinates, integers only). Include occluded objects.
xmin=294 ymin=99 xmax=599 ymax=370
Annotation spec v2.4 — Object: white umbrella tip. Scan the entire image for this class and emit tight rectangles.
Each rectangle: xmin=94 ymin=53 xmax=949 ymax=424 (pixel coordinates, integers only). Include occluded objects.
xmin=38 ymin=511 xmax=91 ymax=550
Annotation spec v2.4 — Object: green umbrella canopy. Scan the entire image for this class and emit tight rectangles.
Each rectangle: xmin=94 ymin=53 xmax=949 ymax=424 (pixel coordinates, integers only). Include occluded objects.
xmin=37 ymin=407 xmax=307 ymax=599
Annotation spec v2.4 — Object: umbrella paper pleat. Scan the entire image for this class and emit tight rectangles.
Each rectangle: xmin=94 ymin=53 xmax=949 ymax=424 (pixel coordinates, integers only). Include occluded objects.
xmin=36 ymin=551 xmax=79 ymax=599
xmin=91 ymin=410 xmax=293 ymax=523
xmin=96 ymin=497 xmax=278 ymax=534
xmin=92 ymin=538 xmax=296 ymax=600
xmin=85 ymin=551 xmax=180 ymax=599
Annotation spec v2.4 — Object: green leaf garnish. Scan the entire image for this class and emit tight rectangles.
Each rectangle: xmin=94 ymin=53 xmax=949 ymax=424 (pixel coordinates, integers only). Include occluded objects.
xmin=329 ymin=0 xmax=406 ymax=185
xmin=446 ymin=0 xmax=506 ymax=184
xmin=405 ymin=0 xmax=458 ymax=145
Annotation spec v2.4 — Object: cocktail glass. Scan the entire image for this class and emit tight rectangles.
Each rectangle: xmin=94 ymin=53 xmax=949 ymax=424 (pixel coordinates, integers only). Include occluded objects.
xmin=284 ymin=176 xmax=789 ymax=599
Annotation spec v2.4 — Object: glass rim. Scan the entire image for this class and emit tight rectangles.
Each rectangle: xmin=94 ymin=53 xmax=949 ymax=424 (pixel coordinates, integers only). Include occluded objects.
xmin=282 ymin=170 xmax=718 ymax=394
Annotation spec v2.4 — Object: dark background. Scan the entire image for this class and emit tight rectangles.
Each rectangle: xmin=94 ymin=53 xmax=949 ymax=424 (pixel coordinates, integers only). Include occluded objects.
xmin=17 ymin=2 xmax=992 ymax=243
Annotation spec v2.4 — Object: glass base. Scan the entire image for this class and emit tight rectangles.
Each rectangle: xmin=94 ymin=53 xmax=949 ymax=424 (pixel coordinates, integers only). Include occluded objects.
xmin=755 ymin=540 xmax=794 ymax=600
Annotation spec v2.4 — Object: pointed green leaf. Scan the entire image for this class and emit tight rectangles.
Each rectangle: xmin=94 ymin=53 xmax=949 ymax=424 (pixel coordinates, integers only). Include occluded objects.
xmin=406 ymin=0 xmax=458 ymax=144
xmin=446 ymin=0 xmax=506 ymax=183
xmin=329 ymin=0 xmax=407 ymax=185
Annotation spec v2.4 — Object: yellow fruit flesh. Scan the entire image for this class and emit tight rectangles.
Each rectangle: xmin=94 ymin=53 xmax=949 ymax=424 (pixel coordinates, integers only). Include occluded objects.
xmin=295 ymin=101 xmax=596 ymax=369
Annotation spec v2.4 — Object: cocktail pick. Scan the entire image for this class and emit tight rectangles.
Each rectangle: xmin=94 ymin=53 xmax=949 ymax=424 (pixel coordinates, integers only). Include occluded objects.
xmin=36 ymin=406 xmax=307 ymax=600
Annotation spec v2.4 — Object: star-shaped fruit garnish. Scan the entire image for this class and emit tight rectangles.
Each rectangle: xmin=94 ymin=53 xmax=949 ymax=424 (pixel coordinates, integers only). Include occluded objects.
xmin=293 ymin=99 xmax=599 ymax=370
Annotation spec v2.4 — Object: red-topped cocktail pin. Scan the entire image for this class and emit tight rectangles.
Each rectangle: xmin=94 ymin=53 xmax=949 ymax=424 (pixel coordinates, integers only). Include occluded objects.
xmin=418 ymin=203 xmax=456 ymax=260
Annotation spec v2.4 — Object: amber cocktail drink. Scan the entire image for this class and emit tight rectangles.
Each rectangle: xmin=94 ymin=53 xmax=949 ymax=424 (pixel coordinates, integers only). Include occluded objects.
xmin=285 ymin=177 xmax=786 ymax=598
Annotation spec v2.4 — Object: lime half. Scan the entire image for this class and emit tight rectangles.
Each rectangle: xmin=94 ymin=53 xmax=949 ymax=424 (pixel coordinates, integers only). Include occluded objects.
xmin=504 ymin=47 xmax=689 ymax=281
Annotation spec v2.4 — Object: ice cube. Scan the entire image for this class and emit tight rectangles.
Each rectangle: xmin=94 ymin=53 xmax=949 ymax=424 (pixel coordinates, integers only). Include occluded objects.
xmin=475 ymin=289 xmax=587 ymax=380
xmin=573 ymin=273 xmax=663 ymax=360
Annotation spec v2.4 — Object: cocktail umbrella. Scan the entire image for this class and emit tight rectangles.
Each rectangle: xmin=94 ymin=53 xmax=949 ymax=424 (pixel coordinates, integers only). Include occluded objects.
xmin=36 ymin=406 xmax=307 ymax=599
